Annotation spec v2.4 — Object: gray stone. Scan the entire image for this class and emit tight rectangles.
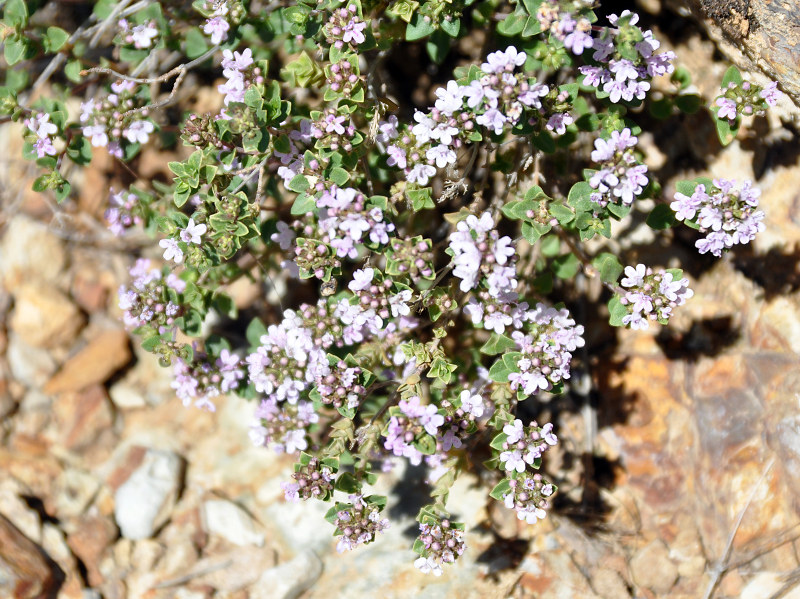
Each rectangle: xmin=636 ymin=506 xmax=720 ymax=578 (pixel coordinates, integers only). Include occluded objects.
xmin=201 ymin=499 xmax=265 ymax=547
xmin=6 ymin=333 xmax=57 ymax=388
xmin=114 ymin=449 xmax=183 ymax=540
xmin=629 ymin=539 xmax=679 ymax=595
xmin=250 ymin=550 xmax=323 ymax=599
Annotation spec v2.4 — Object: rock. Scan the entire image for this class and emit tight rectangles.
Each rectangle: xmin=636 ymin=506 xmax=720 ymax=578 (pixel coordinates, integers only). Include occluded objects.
xmin=172 ymin=547 xmax=277 ymax=592
xmin=109 ymin=380 xmax=147 ymax=410
xmin=201 ymin=499 xmax=265 ymax=547
xmin=741 ymin=572 xmax=800 ymax=599
xmin=41 ymin=523 xmax=84 ymax=599
xmin=249 ymin=550 xmax=323 ymax=599
xmin=53 ymin=469 xmax=101 ymax=520
xmin=9 ymin=282 xmax=84 ymax=349
xmin=6 ymin=333 xmax=58 ymax=388
xmin=66 ymin=515 xmax=117 ymax=587
xmin=0 ymin=215 xmax=66 ymax=292
xmin=44 ymin=329 xmax=131 ymax=394
xmin=114 ymin=449 xmax=184 ymax=540
xmin=51 ymin=385 xmax=115 ymax=456
xmin=629 ymin=539 xmax=679 ymax=595
xmin=0 ymin=477 xmax=42 ymax=544
xmin=592 ymin=568 xmax=632 ymax=599
xmin=0 ymin=513 xmax=64 ymax=599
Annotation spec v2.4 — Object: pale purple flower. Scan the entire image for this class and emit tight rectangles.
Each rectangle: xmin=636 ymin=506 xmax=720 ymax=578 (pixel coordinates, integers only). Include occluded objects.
xmin=180 ymin=218 xmax=207 ymax=244
xmin=407 ymin=164 xmax=436 ymax=186
xmin=159 ymin=238 xmax=183 ymax=263
xmin=459 ymin=390 xmax=484 ymax=418
xmin=716 ymin=97 xmax=738 ymax=121
xmin=761 ymin=81 xmax=780 ymax=106
xmin=203 ymin=16 xmax=230 ymax=44
xmin=546 ymin=112 xmax=573 ymax=135
xmin=503 ymin=419 xmax=524 ymax=443
xmin=342 ymin=19 xmax=367 ymax=45
xmin=123 ymin=120 xmax=154 ymax=144
xmin=130 ymin=22 xmax=158 ymax=48
xmin=499 ymin=449 xmax=526 ymax=472
xmin=348 ymin=267 xmax=374 ymax=291
xmin=434 ymin=81 xmax=464 ymax=115
xmin=426 ymin=144 xmax=457 ymax=168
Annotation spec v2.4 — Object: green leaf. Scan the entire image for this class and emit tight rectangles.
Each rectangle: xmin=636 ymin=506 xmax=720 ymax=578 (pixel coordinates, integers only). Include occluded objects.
xmin=675 ymin=94 xmax=702 ymax=114
xmin=552 ymin=252 xmax=580 ymax=279
xmin=489 ymin=478 xmax=512 ymax=501
xmin=488 ymin=358 xmax=513 ymax=383
xmin=480 ymin=333 xmax=516 ymax=356
xmin=568 ymin=181 xmax=594 ymax=211
xmin=43 ymin=27 xmax=69 ymax=53
xmin=291 ymin=193 xmax=316 ymax=215
xmin=548 ymin=203 xmax=575 ymax=225
xmin=714 ymin=113 xmax=739 ymax=146
xmin=246 ymin=317 xmax=268 ymax=348
xmin=489 ymin=433 xmax=508 ymax=451
xmin=4 ymin=36 xmax=28 ymax=66
xmin=521 ymin=221 xmax=551 ymax=244
xmin=440 ymin=17 xmax=460 ymax=37
xmin=184 ymin=27 xmax=209 ymax=59
xmin=4 ymin=0 xmax=28 ymax=28
xmin=608 ymin=295 xmax=628 ymax=327
xmin=646 ymin=204 xmax=677 ymax=230
xmin=287 ymin=174 xmax=310 ymax=193
xmin=592 ymin=252 xmax=623 ymax=284
xmin=334 ymin=472 xmax=361 ymax=494
xmin=407 ymin=187 xmax=434 ymax=211
xmin=328 ymin=167 xmax=349 ymax=187
xmin=721 ymin=65 xmax=743 ymax=88
xmin=406 ymin=13 xmax=436 ymax=41
xmin=65 ymin=59 xmax=82 ymax=83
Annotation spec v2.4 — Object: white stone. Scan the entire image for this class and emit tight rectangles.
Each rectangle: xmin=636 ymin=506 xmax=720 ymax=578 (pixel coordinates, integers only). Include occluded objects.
xmin=250 ymin=550 xmax=323 ymax=599
xmin=202 ymin=499 xmax=265 ymax=547
xmin=114 ymin=450 xmax=183 ymax=540
xmin=109 ymin=381 xmax=147 ymax=409
xmin=6 ymin=333 xmax=57 ymax=388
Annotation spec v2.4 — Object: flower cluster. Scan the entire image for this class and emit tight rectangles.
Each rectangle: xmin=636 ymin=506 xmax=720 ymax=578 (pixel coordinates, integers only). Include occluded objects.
xmin=315 ymin=359 xmax=367 ymax=410
xmin=715 ymin=79 xmax=781 ymax=122
xmin=588 ymin=128 xmax=649 ymax=207
xmin=245 ymin=310 xmax=331 ymax=405
xmin=671 ymin=179 xmax=765 ymax=256
xmin=218 ymin=48 xmax=264 ymax=106
xmin=249 ymin=396 xmax=319 ymax=453
xmin=508 ymin=304 xmax=585 ymax=395
xmin=24 ymin=112 xmax=58 ymax=158
xmin=117 ymin=259 xmax=184 ymax=330
xmin=118 ymin=19 xmax=159 ymax=49
xmin=537 ymin=1 xmax=594 ymax=55
xmin=414 ymin=519 xmax=467 ymax=576
xmin=449 ymin=213 xmax=517 ymax=295
xmin=80 ymin=80 xmax=155 ymax=158
xmin=202 ymin=1 xmax=231 ymax=45
xmin=383 ymin=396 xmax=445 ymax=466
xmin=105 ymin=189 xmax=142 ymax=235
xmin=618 ymin=264 xmax=693 ymax=329
xmin=317 ymin=187 xmax=395 ymax=260
xmin=330 ymin=495 xmax=390 ymax=553
xmin=281 ymin=456 xmax=335 ymax=502
xmin=579 ymin=11 xmax=675 ymax=103
xmin=500 ymin=473 xmax=556 ymax=524
xmin=324 ymin=5 xmax=368 ymax=49
xmin=498 ymin=419 xmax=558 ymax=473
xmin=171 ymin=349 xmax=244 ymax=411
xmin=380 ymin=46 xmax=567 ymax=186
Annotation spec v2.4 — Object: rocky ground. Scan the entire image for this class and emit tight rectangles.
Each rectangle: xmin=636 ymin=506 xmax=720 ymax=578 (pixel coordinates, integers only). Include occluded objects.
xmin=2 ymin=6 xmax=800 ymax=599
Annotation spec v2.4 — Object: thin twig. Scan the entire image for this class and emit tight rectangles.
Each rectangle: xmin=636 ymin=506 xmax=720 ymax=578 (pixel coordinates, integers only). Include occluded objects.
xmin=82 ymin=44 xmax=220 ymax=84
xmin=120 ymin=68 xmax=187 ymax=117
xmin=702 ymin=457 xmax=776 ymax=599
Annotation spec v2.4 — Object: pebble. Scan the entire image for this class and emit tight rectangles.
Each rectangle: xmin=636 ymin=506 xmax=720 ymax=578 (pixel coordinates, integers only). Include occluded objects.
xmin=202 ymin=499 xmax=265 ymax=547
xmin=114 ymin=449 xmax=184 ymax=540
xmin=6 ymin=333 xmax=58 ymax=388
xmin=0 ymin=215 xmax=66 ymax=291
xmin=8 ymin=282 xmax=84 ymax=348
xmin=44 ymin=329 xmax=131 ymax=394
xmin=629 ymin=539 xmax=679 ymax=595
xmin=249 ymin=550 xmax=323 ymax=599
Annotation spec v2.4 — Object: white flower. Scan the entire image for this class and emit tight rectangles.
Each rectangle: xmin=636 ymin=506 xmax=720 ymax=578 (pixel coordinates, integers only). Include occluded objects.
xmin=180 ymin=218 xmax=207 ymax=245
xmin=407 ymin=164 xmax=436 ymax=186
xmin=459 ymin=390 xmax=484 ymax=418
xmin=348 ymin=268 xmax=374 ymax=292
xmin=159 ymin=238 xmax=183 ymax=264
xmin=123 ymin=120 xmax=155 ymax=144
xmin=130 ymin=22 xmax=158 ymax=48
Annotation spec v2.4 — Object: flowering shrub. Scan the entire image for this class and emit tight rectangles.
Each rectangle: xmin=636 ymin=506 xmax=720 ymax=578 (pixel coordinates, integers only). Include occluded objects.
xmin=2 ymin=0 xmax=781 ymax=575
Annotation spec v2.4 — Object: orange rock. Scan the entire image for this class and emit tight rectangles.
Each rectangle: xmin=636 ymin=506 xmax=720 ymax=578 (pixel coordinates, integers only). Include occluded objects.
xmin=0 ymin=513 xmax=63 ymax=598
xmin=9 ymin=282 xmax=85 ymax=349
xmin=51 ymin=385 xmax=115 ymax=454
xmin=44 ymin=330 xmax=131 ymax=394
